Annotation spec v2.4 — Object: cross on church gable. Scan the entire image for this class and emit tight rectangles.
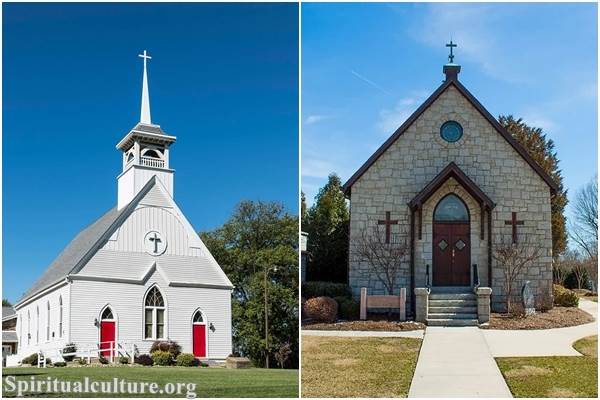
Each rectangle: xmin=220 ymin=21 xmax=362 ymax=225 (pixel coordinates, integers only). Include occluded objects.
xmin=148 ymin=232 xmax=162 ymax=253
xmin=504 ymin=212 xmax=524 ymax=244
xmin=378 ymin=211 xmax=399 ymax=244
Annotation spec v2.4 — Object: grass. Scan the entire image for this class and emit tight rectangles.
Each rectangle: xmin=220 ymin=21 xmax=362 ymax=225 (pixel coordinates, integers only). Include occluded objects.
xmin=301 ymin=335 xmax=421 ymax=398
xmin=496 ymin=335 xmax=597 ymax=398
xmin=2 ymin=366 xmax=298 ymax=398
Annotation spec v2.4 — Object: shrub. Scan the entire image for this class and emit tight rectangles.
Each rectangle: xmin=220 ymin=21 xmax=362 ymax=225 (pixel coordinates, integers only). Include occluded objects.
xmin=151 ymin=350 xmax=172 ymax=366
xmin=98 ymin=354 xmax=109 ymax=364
xmin=199 ymin=361 xmax=209 ymax=367
xmin=119 ymin=356 xmax=130 ymax=364
xmin=334 ymin=296 xmax=360 ymax=320
xmin=134 ymin=354 xmax=153 ymax=366
xmin=303 ymin=296 xmax=338 ymax=322
xmin=62 ymin=343 xmax=77 ymax=362
xmin=78 ymin=358 xmax=87 ymax=365
xmin=176 ymin=353 xmax=199 ymax=367
xmin=553 ymin=284 xmax=579 ymax=307
xmin=150 ymin=340 xmax=181 ymax=359
xmin=22 ymin=353 xmax=38 ymax=366
xmin=45 ymin=358 xmax=52 ymax=366
xmin=302 ymin=281 xmax=352 ymax=299
xmin=53 ymin=361 xmax=66 ymax=367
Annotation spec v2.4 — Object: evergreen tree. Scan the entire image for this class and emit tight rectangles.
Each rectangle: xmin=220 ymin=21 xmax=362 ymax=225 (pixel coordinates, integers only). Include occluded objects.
xmin=304 ymin=174 xmax=349 ymax=282
xmin=301 ymin=191 xmax=308 ymax=229
xmin=200 ymin=201 xmax=298 ymax=368
xmin=499 ymin=115 xmax=568 ymax=257
xmin=2 ymin=299 xmax=12 ymax=307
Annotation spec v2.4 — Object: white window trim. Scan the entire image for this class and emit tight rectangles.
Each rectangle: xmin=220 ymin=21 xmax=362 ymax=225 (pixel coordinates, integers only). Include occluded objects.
xmin=143 ymin=286 xmax=167 ymax=341
xmin=59 ymin=296 xmax=63 ymax=338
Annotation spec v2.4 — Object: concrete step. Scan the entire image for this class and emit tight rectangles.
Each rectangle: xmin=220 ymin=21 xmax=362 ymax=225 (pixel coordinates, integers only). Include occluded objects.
xmin=428 ymin=313 xmax=478 ymax=320
xmin=429 ymin=299 xmax=477 ymax=307
xmin=429 ymin=293 xmax=476 ymax=300
xmin=427 ymin=318 xmax=479 ymax=327
xmin=428 ymin=305 xmax=477 ymax=314
xmin=430 ymin=286 xmax=473 ymax=294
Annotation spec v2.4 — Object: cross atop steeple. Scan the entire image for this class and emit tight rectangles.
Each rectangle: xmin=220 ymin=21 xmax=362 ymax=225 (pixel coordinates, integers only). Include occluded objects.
xmin=138 ymin=50 xmax=152 ymax=124
xmin=446 ymin=40 xmax=457 ymax=64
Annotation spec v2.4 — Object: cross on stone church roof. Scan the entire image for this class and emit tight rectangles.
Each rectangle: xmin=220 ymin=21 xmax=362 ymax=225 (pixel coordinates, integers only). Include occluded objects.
xmin=446 ymin=40 xmax=457 ymax=63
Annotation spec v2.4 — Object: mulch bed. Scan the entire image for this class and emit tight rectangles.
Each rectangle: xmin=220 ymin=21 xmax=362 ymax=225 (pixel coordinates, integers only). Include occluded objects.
xmin=482 ymin=306 xmax=595 ymax=330
xmin=302 ymin=320 xmax=425 ymax=331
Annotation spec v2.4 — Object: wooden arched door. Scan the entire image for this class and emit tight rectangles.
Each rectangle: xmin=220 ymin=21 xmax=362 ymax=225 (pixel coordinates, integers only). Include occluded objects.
xmin=432 ymin=194 xmax=471 ymax=286
xmin=192 ymin=310 xmax=207 ymax=358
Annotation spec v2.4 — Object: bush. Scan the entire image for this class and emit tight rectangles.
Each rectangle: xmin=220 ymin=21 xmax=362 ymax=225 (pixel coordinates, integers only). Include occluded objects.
xmin=134 ymin=354 xmax=153 ymax=366
xmin=334 ymin=296 xmax=360 ymax=320
xmin=62 ymin=343 xmax=77 ymax=362
xmin=98 ymin=354 xmax=109 ymax=364
xmin=302 ymin=281 xmax=352 ymax=299
xmin=151 ymin=350 xmax=172 ymax=366
xmin=150 ymin=340 xmax=181 ymax=359
xmin=78 ymin=358 xmax=87 ymax=365
xmin=22 ymin=353 xmax=38 ymax=366
xmin=303 ymin=296 xmax=338 ymax=322
xmin=53 ymin=361 xmax=66 ymax=367
xmin=119 ymin=356 xmax=130 ymax=364
xmin=553 ymin=284 xmax=579 ymax=307
xmin=176 ymin=353 xmax=199 ymax=367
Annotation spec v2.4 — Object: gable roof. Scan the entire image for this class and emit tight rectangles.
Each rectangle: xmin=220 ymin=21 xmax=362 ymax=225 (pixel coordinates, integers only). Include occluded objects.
xmin=342 ymin=76 xmax=559 ymax=196
xmin=408 ymin=162 xmax=495 ymax=210
xmin=16 ymin=178 xmax=158 ymax=307
xmin=2 ymin=306 xmax=16 ymax=321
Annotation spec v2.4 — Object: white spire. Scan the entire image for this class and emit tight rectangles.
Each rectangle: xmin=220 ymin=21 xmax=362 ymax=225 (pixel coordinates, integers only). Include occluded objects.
xmin=138 ymin=50 xmax=152 ymax=124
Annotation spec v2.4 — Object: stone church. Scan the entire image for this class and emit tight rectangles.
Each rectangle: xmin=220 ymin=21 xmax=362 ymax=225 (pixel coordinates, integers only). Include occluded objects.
xmin=343 ymin=46 xmax=556 ymax=324
xmin=9 ymin=51 xmax=233 ymax=366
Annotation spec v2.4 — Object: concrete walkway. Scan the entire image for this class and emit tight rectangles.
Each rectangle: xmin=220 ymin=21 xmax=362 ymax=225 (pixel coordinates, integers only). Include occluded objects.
xmin=483 ymin=299 xmax=597 ymax=357
xmin=302 ymin=329 xmax=424 ymax=339
xmin=408 ymin=327 xmax=512 ymax=398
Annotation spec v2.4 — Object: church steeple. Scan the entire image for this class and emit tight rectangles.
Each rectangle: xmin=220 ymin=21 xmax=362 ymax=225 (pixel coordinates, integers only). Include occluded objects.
xmin=116 ymin=51 xmax=177 ymax=210
xmin=139 ymin=50 xmax=152 ymax=124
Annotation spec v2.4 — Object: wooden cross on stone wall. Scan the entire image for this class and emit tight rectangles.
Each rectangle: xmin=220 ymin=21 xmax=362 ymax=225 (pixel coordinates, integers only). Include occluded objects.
xmin=378 ymin=211 xmax=398 ymax=244
xmin=504 ymin=212 xmax=524 ymax=244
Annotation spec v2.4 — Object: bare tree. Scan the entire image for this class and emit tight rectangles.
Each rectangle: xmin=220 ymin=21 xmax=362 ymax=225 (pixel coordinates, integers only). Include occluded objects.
xmin=492 ymin=234 xmax=543 ymax=313
xmin=569 ymin=176 xmax=598 ymax=260
xmin=553 ymin=264 xmax=570 ymax=286
xmin=352 ymin=225 xmax=410 ymax=295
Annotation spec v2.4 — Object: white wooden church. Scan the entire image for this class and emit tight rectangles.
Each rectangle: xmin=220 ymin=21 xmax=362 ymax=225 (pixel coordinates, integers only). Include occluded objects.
xmin=10 ymin=51 xmax=233 ymax=366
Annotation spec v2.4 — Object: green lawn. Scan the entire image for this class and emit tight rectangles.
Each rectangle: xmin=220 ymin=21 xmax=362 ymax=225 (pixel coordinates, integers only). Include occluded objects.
xmin=496 ymin=335 xmax=598 ymax=398
xmin=2 ymin=366 xmax=298 ymax=398
xmin=301 ymin=335 xmax=421 ymax=397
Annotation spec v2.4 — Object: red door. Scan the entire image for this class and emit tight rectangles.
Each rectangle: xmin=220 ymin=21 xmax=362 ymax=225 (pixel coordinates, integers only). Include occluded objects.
xmin=100 ymin=321 xmax=115 ymax=357
xmin=193 ymin=324 xmax=206 ymax=357
xmin=433 ymin=223 xmax=471 ymax=286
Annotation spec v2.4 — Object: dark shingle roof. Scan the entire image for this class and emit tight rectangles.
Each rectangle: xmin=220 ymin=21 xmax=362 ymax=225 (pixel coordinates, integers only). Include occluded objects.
xmin=18 ymin=206 xmax=126 ymax=303
xmin=2 ymin=306 xmax=15 ymax=320
xmin=2 ymin=331 xmax=18 ymax=342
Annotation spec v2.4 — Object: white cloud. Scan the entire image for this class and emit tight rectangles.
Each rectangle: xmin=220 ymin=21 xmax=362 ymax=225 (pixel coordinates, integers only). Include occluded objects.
xmin=377 ymin=92 xmax=427 ymax=134
xmin=305 ymin=114 xmax=334 ymax=125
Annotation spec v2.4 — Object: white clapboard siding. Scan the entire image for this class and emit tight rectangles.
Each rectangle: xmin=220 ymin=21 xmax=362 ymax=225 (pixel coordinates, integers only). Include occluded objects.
xmin=138 ymin=184 xmax=172 ymax=208
xmin=70 ymin=269 xmax=232 ymax=359
xmin=15 ymin=283 xmax=71 ymax=359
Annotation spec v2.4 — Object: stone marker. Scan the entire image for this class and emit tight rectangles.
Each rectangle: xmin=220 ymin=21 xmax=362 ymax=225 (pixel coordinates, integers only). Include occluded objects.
xmin=521 ymin=281 xmax=535 ymax=316
xmin=226 ymin=357 xmax=252 ymax=369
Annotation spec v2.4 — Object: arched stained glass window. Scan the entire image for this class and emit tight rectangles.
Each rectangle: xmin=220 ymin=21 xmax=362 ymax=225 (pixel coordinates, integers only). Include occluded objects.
xmin=434 ymin=194 xmax=469 ymax=222
xmin=101 ymin=307 xmax=114 ymax=320
xmin=144 ymin=286 xmax=165 ymax=339
xmin=193 ymin=310 xmax=204 ymax=324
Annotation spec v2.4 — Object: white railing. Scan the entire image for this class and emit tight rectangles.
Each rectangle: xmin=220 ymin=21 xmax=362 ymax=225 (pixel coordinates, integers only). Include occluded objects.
xmin=140 ymin=156 xmax=165 ymax=168
xmin=37 ymin=341 xmax=137 ymax=368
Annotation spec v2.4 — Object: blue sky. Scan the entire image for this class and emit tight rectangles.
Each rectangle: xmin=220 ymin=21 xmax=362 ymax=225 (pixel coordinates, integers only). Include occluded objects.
xmin=302 ymin=3 xmax=598 ymax=222
xmin=3 ymin=3 xmax=298 ymax=302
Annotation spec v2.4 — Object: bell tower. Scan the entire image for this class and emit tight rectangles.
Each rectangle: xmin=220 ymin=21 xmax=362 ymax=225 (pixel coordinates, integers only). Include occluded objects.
xmin=116 ymin=50 xmax=176 ymax=210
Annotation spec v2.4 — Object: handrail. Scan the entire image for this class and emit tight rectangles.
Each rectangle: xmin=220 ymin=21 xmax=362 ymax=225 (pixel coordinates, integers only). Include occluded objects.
xmin=473 ymin=264 xmax=480 ymax=289
xmin=36 ymin=341 xmax=136 ymax=367
xmin=425 ymin=264 xmax=431 ymax=288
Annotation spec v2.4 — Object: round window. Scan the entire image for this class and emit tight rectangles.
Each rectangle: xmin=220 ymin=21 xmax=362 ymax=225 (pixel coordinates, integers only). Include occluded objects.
xmin=440 ymin=121 xmax=463 ymax=143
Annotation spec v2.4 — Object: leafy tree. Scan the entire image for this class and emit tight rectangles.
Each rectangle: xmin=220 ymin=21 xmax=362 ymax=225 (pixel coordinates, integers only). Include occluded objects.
xmin=499 ymin=115 xmax=568 ymax=258
xmin=200 ymin=201 xmax=298 ymax=368
xmin=304 ymin=174 xmax=349 ymax=282
xmin=2 ymin=299 xmax=12 ymax=307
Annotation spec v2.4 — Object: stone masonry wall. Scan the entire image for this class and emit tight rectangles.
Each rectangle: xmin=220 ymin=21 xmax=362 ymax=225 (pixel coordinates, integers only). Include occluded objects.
xmin=348 ymin=84 xmax=553 ymax=313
